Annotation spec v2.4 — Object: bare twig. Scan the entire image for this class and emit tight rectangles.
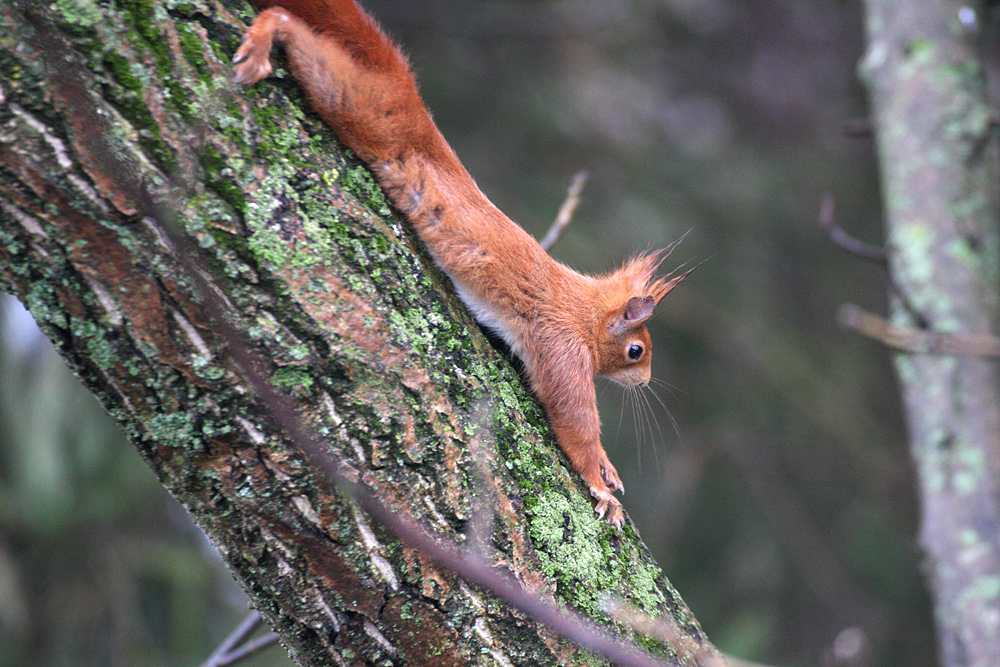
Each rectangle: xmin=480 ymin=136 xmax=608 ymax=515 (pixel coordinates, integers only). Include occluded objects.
xmin=214 ymin=632 xmax=281 ymax=666
xmin=602 ymin=597 xmax=726 ymax=667
xmin=838 ymin=303 xmax=1000 ymax=357
xmin=817 ymin=195 xmax=886 ymax=265
xmin=816 ymin=196 xmax=930 ymax=327
xmin=199 ymin=611 xmax=279 ymax=667
xmin=199 ymin=611 xmax=262 ymax=667
xmin=539 ymin=170 xmax=588 ymax=251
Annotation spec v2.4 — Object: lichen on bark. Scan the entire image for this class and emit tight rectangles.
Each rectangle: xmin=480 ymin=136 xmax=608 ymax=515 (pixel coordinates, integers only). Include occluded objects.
xmin=861 ymin=2 xmax=1000 ymax=666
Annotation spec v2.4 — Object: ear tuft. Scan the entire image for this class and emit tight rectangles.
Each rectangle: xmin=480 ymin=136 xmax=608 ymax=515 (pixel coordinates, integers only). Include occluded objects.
xmin=622 ymin=230 xmax=692 ymax=295
xmin=624 ymin=295 xmax=656 ymax=322
xmin=650 ymin=255 xmax=710 ymax=304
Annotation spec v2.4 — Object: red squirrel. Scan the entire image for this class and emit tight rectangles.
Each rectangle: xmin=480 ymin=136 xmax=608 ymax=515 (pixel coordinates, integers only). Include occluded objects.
xmin=234 ymin=0 xmax=695 ymax=528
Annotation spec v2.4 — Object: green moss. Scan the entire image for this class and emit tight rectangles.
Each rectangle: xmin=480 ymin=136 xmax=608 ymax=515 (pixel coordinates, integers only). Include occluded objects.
xmin=200 ymin=417 xmax=234 ymax=438
xmin=201 ymin=145 xmax=247 ymax=214
xmin=272 ymin=366 xmax=314 ymax=390
xmin=193 ymin=356 xmax=226 ymax=381
xmin=530 ymin=492 xmax=608 ymax=606
xmin=149 ymin=412 xmax=199 ymax=450
xmin=84 ymin=328 xmax=118 ymax=369
xmin=288 ymin=344 xmax=311 ymax=361
xmin=24 ymin=281 xmax=68 ymax=330
xmin=623 ymin=556 xmax=668 ymax=614
xmin=321 ymin=169 xmax=341 ymax=187
xmin=177 ymin=23 xmax=212 ymax=84
xmin=116 ymin=0 xmax=195 ymax=119
xmin=251 ymin=101 xmax=312 ymax=170
xmin=343 ymin=164 xmax=391 ymax=215
xmin=54 ymin=0 xmax=103 ymax=29
xmin=245 ymin=211 xmax=292 ymax=268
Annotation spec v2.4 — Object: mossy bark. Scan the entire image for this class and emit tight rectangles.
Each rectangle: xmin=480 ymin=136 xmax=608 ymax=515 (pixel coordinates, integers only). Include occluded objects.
xmin=0 ymin=2 xmax=711 ymax=665
xmin=860 ymin=2 xmax=1000 ymax=665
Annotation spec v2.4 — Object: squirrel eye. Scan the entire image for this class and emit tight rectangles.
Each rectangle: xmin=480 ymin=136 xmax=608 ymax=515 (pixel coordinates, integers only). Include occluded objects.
xmin=627 ymin=344 xmax=643 ymax=360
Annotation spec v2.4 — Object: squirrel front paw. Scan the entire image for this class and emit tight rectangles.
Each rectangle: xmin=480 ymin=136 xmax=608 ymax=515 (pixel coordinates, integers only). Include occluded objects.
xmin=590 ymin=484 xmax=624 ymax=530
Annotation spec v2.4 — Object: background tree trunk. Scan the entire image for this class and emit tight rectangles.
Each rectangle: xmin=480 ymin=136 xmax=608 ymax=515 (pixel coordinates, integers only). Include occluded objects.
xmin=0 ymin=1 xmax=711 ymax=665
xmin=861 ymin=2 xmax=1000 ymax=665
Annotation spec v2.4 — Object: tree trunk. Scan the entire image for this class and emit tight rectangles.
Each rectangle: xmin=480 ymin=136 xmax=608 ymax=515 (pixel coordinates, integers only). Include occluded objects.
xmin=0 ymin=2 xmax=712 ymax=665
xmin=860 ymin=2 xmax=1000 ymax=665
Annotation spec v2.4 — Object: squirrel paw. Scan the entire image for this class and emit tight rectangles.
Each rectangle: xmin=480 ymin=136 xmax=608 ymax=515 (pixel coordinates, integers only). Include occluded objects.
xmin=234 ymin=8 xmax=291 ymax=85
xmin=599 ymin=455 xmax=624 ymax=494
xmin=590 ymin=485 xmax=624 ymax=530
xmin=233 ymin=33 xmax=274 ymax=85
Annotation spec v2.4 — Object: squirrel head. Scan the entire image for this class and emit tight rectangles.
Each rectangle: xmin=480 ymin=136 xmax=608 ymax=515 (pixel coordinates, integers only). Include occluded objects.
xmin=593 ymin=241 xmax=701 ymax=386
xmin=595 ymin=294 xmax=657 ymax=386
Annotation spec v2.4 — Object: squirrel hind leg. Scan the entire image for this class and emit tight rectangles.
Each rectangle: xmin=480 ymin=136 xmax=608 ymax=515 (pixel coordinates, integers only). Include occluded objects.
xmin=234 ymin=7 xmax=295 ymax=84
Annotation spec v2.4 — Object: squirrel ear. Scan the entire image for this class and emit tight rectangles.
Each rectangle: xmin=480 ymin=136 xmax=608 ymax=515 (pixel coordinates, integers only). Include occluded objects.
xmin=610 ymin=296 xmax=655 ymax=335
xmin=624 ymin=295 xmax=656 ymax=322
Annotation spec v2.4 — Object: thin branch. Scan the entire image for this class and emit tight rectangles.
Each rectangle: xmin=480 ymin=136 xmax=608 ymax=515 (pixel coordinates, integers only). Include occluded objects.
xmin=816 ymin=196 xmax=930 ymax=327
xmin=199 ymin=611 xmax=279 ymax=667
xmin=199 ymin=611 xmax=262 ymax=667
xmin=215 ymin=633 xmax=281 ymax=667
xmin=817 ymin=195 xmax=886 ymax=265
xmin=838 ymin=303 xmax=1000 ymax=357
xmin=539 ymin=170 xmax=588 ymax=251
xmin=602 ymin=598 xmax=726 ymax=667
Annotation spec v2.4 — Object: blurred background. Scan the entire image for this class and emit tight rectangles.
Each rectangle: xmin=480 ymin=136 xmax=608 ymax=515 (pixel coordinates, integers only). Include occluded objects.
xmin=0 ymin=0 xmax=942 ymax=665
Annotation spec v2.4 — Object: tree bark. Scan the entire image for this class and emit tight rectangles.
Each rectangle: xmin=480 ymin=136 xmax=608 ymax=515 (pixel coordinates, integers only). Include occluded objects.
xmin=860 ymin=2 xmax=1000 ymax=665
xmin=0 ymin=2 xmax=712 ymax=666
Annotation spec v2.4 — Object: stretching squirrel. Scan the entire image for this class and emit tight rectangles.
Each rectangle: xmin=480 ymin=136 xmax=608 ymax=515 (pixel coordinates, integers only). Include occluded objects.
xmin=234 ymin=0 xmax=696 ymax=528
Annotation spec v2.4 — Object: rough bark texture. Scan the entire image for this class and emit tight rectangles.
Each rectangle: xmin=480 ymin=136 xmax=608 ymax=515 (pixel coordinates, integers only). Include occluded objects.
xmin=860 ymin=2 xmax=1000 ymax=665
xmin=0 ymin=1 xmax=711 ymax=666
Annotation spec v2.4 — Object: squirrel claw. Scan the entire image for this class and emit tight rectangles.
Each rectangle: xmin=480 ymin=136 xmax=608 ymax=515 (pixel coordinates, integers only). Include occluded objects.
xmin=599 ymin=457 xmax=624 ymax=494
xmin=590 ymin=485 xmax=624 ymax=530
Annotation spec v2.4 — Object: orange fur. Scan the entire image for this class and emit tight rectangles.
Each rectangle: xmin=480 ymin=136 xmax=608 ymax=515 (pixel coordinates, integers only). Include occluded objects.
xmin=234 ymin=0 xmax=694 ymax=528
